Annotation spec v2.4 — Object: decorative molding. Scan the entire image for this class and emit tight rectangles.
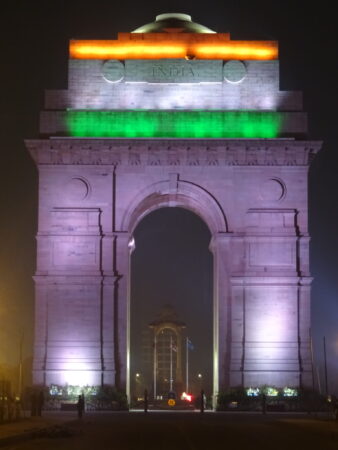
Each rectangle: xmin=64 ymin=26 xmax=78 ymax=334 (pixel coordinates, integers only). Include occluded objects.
xmin=230 ymin=276 xmax=313 ymax=286
xmin=26 ymin=138 xmax=322 ymax=167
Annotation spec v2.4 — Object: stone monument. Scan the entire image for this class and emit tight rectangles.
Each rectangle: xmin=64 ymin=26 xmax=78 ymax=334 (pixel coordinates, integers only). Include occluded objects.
xmin=26 ymin=13 xmax=321 ymax=399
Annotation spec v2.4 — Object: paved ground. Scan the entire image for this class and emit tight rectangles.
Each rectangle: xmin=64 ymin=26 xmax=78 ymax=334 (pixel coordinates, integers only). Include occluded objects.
xmin=0 ymin=412 xmax=76 ymax=445
xmin=1 ymin=411 xmax=338 ymax=450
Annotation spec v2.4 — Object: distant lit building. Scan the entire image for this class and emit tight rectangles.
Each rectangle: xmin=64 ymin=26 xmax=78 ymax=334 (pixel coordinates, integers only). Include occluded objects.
xmin=149 ymin=306 xmax=185 ymax=396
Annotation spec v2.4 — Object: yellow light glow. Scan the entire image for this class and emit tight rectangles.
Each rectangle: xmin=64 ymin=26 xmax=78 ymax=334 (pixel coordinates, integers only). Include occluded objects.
xmin=194 ymin=44 xmax=277 ymax=59
xmin=70 ymin=38 xmax=278 ymax=60
xmin=73 ymin=43 xmax=187 ymax=58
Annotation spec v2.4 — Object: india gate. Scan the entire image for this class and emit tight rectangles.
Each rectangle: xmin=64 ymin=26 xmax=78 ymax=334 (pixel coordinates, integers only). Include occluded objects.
xmin=26 ymin=13 xmax=321 ymax=400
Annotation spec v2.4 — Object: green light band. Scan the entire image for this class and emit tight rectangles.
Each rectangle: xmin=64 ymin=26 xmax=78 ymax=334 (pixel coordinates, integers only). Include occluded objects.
xmin=66 ymin=110 xmax=282 ymax=138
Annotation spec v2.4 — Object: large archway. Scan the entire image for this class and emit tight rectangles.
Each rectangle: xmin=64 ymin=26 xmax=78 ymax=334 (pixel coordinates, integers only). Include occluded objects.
xmin=129 ymin=207 xmax=213 ymax=404
xmin=28 ymin=140 xmax=317 ymax=399
xmin=122 ymin=180 xmax=229 ymax=403
xmin=28 ymin=13 xmax=319 ymax=404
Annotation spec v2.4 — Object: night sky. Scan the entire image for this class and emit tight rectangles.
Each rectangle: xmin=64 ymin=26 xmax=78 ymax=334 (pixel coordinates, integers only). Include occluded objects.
xmin=1 ymin=1 xmax=337 ymax=392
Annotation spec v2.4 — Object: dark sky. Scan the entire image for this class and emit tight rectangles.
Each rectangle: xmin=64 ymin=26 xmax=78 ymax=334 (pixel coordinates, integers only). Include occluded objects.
xmin=1 ymin=0 xmax=337 ymax=391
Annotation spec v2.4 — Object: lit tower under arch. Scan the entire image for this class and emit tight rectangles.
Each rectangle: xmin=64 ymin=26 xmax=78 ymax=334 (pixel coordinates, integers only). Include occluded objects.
xmin=149 ymin=305 xmax=186 ymax=396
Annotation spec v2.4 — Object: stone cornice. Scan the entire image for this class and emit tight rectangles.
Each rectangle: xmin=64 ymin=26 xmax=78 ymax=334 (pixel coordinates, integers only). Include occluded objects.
xmin=25 ymin=138 xmax=322 ymax=167
xmin=230 ymin=276 xmax=313 ymax=286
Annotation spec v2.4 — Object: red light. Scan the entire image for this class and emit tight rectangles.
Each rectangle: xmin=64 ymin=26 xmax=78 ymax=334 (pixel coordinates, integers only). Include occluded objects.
xmin=181 ymin=392 xmax=193 ymax=402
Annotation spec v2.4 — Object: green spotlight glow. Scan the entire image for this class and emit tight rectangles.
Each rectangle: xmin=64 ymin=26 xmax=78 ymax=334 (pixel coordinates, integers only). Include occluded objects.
xmin=66 ymin=110 xmax=282 ymax=138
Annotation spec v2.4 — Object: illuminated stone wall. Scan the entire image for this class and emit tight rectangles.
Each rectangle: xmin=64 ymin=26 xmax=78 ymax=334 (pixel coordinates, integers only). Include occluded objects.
xmin=40 ymin=110 xmax=307 ymax=138
xmin=26 ymin=14 xmax=321 ymax=396
xmin=45 ymin=60 xmax=302 ymax=111
xmin=27 ymin=138 xmax=320 ymax=391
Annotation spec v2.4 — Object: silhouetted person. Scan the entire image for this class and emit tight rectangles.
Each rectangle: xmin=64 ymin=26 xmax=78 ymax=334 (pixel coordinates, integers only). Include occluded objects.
xmin=37 ymin=390 xmax=44 ymax=416
xmin=15 ymin=399 xmax=21 ymax=420
xmin=200 ymin=389 xmax=205 ymax=413
xmin=30 ymin=393 xmax=37 ymax=417
xmin=331 ymin=395 xmax=338 ymax=421
xmin=7 ymin=396 xmax=13 ymax=421
xmin=144 ymin=389 xmax=148 ymax=413
xmin=0 ymin=402 xmax=4 ymax=422
xmin=262 ymin=393 xmax=267 ymax=415
xmin=77 ymin=394 xmax=85 ymax=419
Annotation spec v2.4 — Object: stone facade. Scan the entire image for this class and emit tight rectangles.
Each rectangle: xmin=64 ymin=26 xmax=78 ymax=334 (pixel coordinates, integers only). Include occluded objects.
xmin=45 ymin=60 xmax=302 ymax=111
xmin=26 ymin=14 xmax=321 ymax=398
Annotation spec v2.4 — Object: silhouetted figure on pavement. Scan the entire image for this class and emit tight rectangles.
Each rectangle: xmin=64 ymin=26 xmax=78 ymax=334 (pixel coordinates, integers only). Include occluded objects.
xmin=200 ymin=390 xmax=205 ymax=413
xmin=262 ymin=393 xmax=267 ymax=415
xmin=77 ymin=394 xmax=85 ymax=419
xmin=144 ymin=389 xmax=148 ymax=413
xmin=331 ymin=395 xmax=338 ymax=420
xmin=37 ymin=390 xmax=44 ymax=416
xmin=15 ymin=399 xmax=21 ymax=420
xmin=30 ymin=393 xmax=37 ymax=417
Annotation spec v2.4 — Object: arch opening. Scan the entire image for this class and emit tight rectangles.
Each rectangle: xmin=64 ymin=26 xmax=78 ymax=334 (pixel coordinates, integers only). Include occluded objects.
xmin=128 ymin=207 xmax=213 ymax=406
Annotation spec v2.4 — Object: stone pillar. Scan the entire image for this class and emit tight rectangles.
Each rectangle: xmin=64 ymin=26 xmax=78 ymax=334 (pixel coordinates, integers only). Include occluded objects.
xmin=101 ymin=233 xmax=116 ymax=385
xmin=112 ymin=231 xmax=132 ymax=392
xmin=227 ymin=208 xmax=308 ymax=389
xmin=298 ymin=280 xmax=313 ymax=388
xmin=209 ymin=232 xmax=233 ymax=395
xmin=33 ymin=276 xmax=105 ymax=386
xmin=229 ymin=278 xmax=245 ymax=387
xmin=33 ymin=206 xmax=108 ymax=387
xmin=297 ymin=234 xmax=313 ymax=389
xmin=235 ymin=277 xmax=301 ymax=388
xmin=32 ymin=279 xmax=48 ymax=385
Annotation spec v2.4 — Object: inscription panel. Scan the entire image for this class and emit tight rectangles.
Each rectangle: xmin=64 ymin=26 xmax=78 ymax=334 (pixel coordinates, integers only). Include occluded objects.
xmin=125 ymin=59 xmax=223 ymax=83
xmin=51 ymin=208 xmax=100 ymax=233
xmin=52 ymin=239 xmax=98 ymax=267
xmin=248 ymin=242 xmax=295 ymax=267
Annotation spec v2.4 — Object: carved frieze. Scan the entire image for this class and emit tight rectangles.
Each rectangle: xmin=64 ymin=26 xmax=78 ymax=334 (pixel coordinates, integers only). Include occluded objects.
xmin=26 ymin=139 xmax=321 ymax=167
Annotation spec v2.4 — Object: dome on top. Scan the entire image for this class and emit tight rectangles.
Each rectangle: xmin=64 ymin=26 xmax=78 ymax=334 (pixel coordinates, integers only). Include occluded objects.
xmin=132 ymin=13 xmax=216 ymax=34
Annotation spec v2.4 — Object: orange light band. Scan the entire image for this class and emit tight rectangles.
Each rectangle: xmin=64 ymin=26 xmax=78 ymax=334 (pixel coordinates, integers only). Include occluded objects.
xmin=70 ymin=39 xmax=278 ymax=60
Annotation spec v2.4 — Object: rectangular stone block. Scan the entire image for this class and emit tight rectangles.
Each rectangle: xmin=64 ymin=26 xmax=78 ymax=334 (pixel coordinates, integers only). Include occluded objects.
xmin=53 ymin=240 xmax=97 ymax=267
xmin=51 ymin=208 xmax=101 ymax=234
xmin=125 ymin=59 xmax=223 ymax=83
xmin=248 ymin=242 xmax=295 ymax=267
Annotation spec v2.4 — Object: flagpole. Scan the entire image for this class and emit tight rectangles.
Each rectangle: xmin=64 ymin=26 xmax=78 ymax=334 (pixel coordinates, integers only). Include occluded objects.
xmin=170 ymin=335 xmax=173 ymax=391
xmin=309 ymin=328 xmax=315 ymax=391
xmin=323 ymin=336 xmax=328 ymax=396
xmin=186 ymin=337 xmax=189 ymax=393
xmin=18 ymin=331 xmax=24 ymax=399
xmin=153 ymin=333 xmax=157 ymax=400
xmin=316 ymin=365 xmax=322 ymax=394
